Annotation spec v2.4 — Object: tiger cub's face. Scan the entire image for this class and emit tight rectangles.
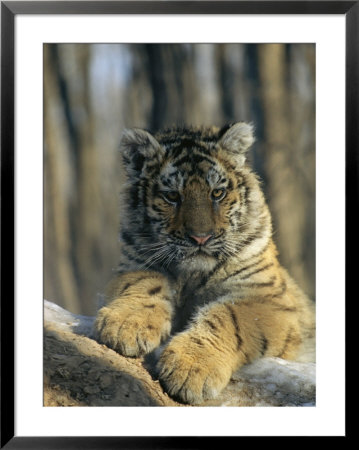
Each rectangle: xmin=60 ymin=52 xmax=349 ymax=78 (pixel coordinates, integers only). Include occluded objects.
xmin=121 ymin=123 xmax=267 ymax=272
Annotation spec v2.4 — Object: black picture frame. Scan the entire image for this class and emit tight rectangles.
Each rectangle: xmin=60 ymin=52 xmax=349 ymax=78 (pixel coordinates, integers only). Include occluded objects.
xmin=1 ymin=1 xmax=354 ymax=447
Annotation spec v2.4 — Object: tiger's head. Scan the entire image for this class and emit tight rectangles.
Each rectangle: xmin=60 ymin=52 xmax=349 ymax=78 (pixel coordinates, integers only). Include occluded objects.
xmin=120 ymin=123 xmax=271 ymax=273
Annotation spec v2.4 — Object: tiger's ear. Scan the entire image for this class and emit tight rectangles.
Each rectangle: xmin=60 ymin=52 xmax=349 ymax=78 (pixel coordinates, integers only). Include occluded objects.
xmin=120 ymin=128 xmax=164 ymax=177
xmin=218 ymin=122 xmax=255 ymax=165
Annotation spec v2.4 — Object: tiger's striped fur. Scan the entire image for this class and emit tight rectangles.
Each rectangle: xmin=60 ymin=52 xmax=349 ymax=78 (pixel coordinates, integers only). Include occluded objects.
xmin=93 ymin=123 xmax=315 ymax=405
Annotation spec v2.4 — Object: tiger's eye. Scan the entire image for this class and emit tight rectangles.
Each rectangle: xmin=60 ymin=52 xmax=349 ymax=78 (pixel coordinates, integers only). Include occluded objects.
xmin=163 ymin=191 xmax=180 ymax=203
xmin=211 ymin=188 xmax=226 ymax=200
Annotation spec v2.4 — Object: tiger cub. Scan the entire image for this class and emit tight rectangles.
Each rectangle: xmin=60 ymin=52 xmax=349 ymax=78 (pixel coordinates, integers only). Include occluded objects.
xmin=93 ymin=123 xmax=315 ymax=405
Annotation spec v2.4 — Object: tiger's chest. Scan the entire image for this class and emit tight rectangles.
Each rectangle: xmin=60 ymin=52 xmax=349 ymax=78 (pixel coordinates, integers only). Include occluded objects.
xmin=170 ymin=268 xmax=230 ymax=332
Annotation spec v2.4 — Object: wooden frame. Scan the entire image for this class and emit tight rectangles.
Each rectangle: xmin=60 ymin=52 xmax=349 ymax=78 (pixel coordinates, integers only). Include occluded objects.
xmin=1 ymin=1 xmax=354 ymax=446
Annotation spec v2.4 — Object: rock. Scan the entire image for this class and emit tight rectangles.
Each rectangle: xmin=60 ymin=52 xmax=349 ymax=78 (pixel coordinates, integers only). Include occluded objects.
xmin=44 ymin=300 xmax=315 ymax=407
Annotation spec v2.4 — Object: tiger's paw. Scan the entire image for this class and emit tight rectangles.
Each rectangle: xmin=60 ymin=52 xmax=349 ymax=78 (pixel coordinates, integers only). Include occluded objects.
xmin=93 ymin=299 xmax=172 ymax=357
xmin=157 ymin=332 xmax=232 ymax=404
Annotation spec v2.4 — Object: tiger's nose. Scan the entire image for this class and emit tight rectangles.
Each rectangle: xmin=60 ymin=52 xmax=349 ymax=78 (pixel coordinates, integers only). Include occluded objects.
xmin=189 ymin=234 xmax=213 ymax=245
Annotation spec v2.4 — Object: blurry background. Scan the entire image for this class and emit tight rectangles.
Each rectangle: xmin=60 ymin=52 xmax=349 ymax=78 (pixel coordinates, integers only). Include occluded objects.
xmin=44 ymin=43 xmax=315 ymax=315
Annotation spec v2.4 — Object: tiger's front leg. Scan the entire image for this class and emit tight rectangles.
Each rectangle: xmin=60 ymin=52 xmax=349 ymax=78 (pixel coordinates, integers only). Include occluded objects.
xmin=157 ymin=299 xmax=302 ymax=404
xmin=93 ymin=271 xmax=173 ymax=357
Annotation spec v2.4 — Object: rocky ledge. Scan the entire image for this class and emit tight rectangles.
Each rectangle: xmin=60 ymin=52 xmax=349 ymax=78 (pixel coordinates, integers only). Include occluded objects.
xmin=44 ymin=300 xmax=315 ymax=407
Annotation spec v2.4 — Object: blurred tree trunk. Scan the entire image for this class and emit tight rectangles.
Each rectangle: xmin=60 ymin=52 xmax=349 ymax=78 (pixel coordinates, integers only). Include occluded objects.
xmin=125 ymin=44 xmax=201 ymax=130
xmin=44 ymin=45 xmax=117 ymax=314
xmin=44 ymin=46 xmax=80 ymax=312
xmin=68 ymin=45 xmax=104 ymax=314
xmin=258 ymin=44 xmax=315 ymax=299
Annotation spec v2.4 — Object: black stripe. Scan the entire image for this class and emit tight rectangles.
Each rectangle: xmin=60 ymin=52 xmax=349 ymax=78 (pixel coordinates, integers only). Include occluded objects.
xmin=168 ymin=139 xmax=209 ymax=158
xmin=173 ymin=152 xmax=216 ymax=169
xmin=151 ymin=181 xmax=160 ymax=197
xmin=197 ymin=259 xmax=227 ymax=290
xmin=204 ymin=319 xmax=219 ymax=333
xmin=188 ymin=167 xmax=205 ymax=177
xmin=142 ymin=215 xmax=162 ymax=224
xmin=148 ymin=286 xmax=162 ymax=296
xmin=234 ymin=297 xmax=295 ymax=314
xmin=217 ymin=124 xmax=232 ymax=139
xmin=141 ymin=177 xmax=152 ymax=226
xmin=277 ymin=328 xmax=293 ymax=358
xmin=120 ymin=230 xmax=135 ymax=246
xmin=97 ymin=315 xmax=109 ymax=337
xmin=243 ymin=352 xmax=250 ymax=364
xmin=121 ymin=282 xmax=131 ymax=293
xmin=159 ymin=174 xmax=179 ymax=188
xmin=190 ymin=336 xmax=204 ymax=347
xmin=240 ymin=279 xmax=276 ymax=288
xmin=238 ymin=228 xmax=264 ymax=248
xmin=221 ymin=259 xmax=264 ymax=282
xmin=167 ymin=144 xmax=186 ymax=159
xmin=241 ymin=184 xmax=249 ymax=205
xmin=151 ymin=203 xmax=163 ymax=214
xmin=194 ymin=154 xmax=217 ymax=165
xmin=121 ymin=247 xmax=146 ymax=265
xmin=268 ymin=281 xmax=287 ymax=299
xmin=228 ymin=217 xmax=235 ymax=227
xmin=225 ymin=304 xmax=243 ymax=351
xmin=240 ymin=263 xmax=274 ymax=280
xmin=212 ymin=314 xmax=225 ymax=328
xmin=271 ymin=303 xmax=297 ymax=313
xmin=238 ymin=239 xmax=271 ymax=263
xmin=170 ymin=150 xmax=188 ymax=163
xmin=178 ymin=138 xmax=207 ymax=150
xmin=128 ymin=182 xmax=141 ymax=209
xmin=259 ymin=334 xmax=268 ymax=356
xmin=202 ymin=334 xmax=225 ymax=354
xmin=260 ymin=278 xmax=287 ymax=300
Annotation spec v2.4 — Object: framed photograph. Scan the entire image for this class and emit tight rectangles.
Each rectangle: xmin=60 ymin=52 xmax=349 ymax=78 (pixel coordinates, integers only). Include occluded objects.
xmin=1 ymin=1 xmax=354 ymax=447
